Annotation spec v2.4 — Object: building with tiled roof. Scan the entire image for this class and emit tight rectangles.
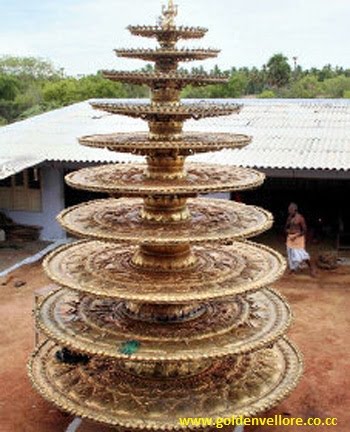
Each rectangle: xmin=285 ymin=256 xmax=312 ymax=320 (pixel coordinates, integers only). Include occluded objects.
xmin=1 ymin=99 xmax=349 ymax=242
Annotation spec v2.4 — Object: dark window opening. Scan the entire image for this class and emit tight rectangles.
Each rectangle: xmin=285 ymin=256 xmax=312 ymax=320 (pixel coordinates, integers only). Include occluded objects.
xmin=28 ymin=168 xmax=41 ymax=189
xmin=0 ymin=177 xmax=11 ymax=187
xmin=14 ymin=172 xmax=24 ymax=186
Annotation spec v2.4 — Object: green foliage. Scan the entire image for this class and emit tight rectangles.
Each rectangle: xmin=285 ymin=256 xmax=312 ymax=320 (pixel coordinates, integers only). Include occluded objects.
xmin=42 ymin=75 xmax=147 ymax=106
xmin=0 ymin=74 xmax=20 ymax=100
xmin=0 ymin=98 xmax=23 ymax=122
xmin=181 ymin=71 xmax=247 ymax=99
xmin=0 ymin=56 xmax=64 ymax=80
xmin=1 ymin=54 xmax=350 ymax=126
xmin=17 ymin=102 xmax=60 ymax=120
xmin=258 ymin=89 xmax=276 ymax=98
xmin=289 ymin=75 xmax=321 ymax=98
xmin=266 ymin=53 xmax=292 ymax=88
xmin=321 ymin=75 xmax=350 ymax=98
xmin=226 ymin=73 xmax=248 ymax=97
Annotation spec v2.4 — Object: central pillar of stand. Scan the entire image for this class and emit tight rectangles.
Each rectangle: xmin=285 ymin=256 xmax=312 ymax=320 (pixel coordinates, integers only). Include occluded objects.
xmin=148 ymin=120 xmax=184 ymax=140
xmin=132 ymin=243 xmax=197 ymax=270
xmin=123 ymin=80 xmax=214 ymax=379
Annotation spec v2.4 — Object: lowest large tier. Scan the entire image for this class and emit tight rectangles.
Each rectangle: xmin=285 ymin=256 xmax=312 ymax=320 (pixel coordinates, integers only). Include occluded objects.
xmin=79 ymin=133 xmax=251 ymax=156
xmin=57 ymin=198 xmax=273 ymax=244
xmin=91 ymin=102 xmax=240 ymax=120
xmin=37 ymin=287 xmax=291 ymax=361
xmin=115 ymin=47 xmax=219 ymax=63
xmin=66 ymin=164 xmax=263 ymax=195
xmin=102 ymin=71 xmax=228 ymax=86
xmin=29 ymin=338 xmax=302 ymax=430
xmin=43 ymin=240 xmax=286 ymax=303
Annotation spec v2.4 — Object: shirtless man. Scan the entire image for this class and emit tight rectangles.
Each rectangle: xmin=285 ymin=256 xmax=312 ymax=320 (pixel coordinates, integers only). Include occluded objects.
xmin=285 ymin=203 xmax=315 ymax=276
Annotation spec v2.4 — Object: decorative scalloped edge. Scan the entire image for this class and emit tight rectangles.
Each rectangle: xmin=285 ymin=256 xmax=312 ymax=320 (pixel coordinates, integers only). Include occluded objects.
xmin=102 ymin=70 xmax=228 ymax=80
xmin=65 ymin=164 xmax=263 ymax=195
xmin=92 ymin=101 xmax=240 ymax=112
xmin=102 ymin=71 xmax=229 ymax=86
xmin=116 ymin=47 xmax=220 ymax=55
xmin=56 ymin=198 xmax=274 ymax=245
xmin=42 ymin=239 xmax=287 ymax=303
xmin=27 ymin=337 xmax=304 ymax=431
xmin=78 ymin=133 xmax=251 ymax=154
xmin=91 ymin=102 xmax=240 ymax=121
xmin=127 ymin=24 xmax=208 ymax=35
xmin=36 ymin=287 xmax=292 ymax=362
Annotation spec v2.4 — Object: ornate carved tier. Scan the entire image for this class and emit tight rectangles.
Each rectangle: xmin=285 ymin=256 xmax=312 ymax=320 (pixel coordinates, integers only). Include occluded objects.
xmin=29 ymin=0 xmax=302 ymax=428
xmin=102 ymin=71 xmax=228 ymax=87
xmin=91 ymin=103 xmax=240 ymax=138
xmin=37 ymin=287 xmax=291 ymax=361
xmin=127 ymin=25 xmax=208 ymax=43
xmin=43 ymin=240 xmax=286 ymax=303
xmin=91 ymin=102 xmax=240 ymax=119
xmin=78 ymin=133 xmax=251 ymax=155
xmin=66 ymin=164 xmax=264 ymax=195
xmin=102 ymin=71 xmax=229 ymax=101
xmin=29 ymin=338 xmax=303 ymax=430
xmin=57 ymin=198 xmax=273 ymax=244
xmin=115 ymin=48 xmax=220 ymax=72
xmin=126 ymin=2 xmax=210 ymax=49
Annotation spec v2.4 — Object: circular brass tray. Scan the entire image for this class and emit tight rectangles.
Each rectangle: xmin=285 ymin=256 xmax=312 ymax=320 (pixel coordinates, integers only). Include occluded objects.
xmin=115 ymin=47 xmax=220 ymax=63
xmin=43 ymin=240 xmax=286 ymax=303
xmin=58 ymin=198 xmax=273 ymax=245
xmin=28 ymin=338 xmax=303 ymax=431
xmin=66 ymin=164 xmax=263 ymax=195
xmin=103 ymin=71 xmax=228 ymax=86
xmin=127 ymin=25 xmax=207 ymax=40
xmin=37 ymin=287 xmax=291 ymax=361
xmin=79 ymin=133 xmax=251 ymax=155
xmin=91 ymin=102 xmax=239 ymax=120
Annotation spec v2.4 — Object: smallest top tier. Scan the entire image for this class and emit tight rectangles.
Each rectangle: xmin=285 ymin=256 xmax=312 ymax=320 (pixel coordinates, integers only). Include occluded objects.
xmin=127 ymin=0 xmax=207 ymax=49
xmin=128 ymin=25 xmax=207 ymax=48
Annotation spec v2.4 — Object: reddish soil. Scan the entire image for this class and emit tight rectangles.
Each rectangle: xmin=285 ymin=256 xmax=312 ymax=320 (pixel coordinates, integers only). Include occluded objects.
xmin=0 ymin=241 xmax=51 ymax=272
xmin=0 ymin=262 xmax=349 ymax=432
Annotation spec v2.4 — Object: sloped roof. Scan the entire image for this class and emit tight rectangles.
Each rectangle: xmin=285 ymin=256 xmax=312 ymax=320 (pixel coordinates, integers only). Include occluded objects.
xmin=0 ymin=99 xmax=349 ymax=179
xmin=193 ymin=100 xmax=350 ymax=171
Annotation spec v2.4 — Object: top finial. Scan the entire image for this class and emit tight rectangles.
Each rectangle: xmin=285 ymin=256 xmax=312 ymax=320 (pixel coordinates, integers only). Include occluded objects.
xmin=159 ymin=0 xmax=178 ymax=28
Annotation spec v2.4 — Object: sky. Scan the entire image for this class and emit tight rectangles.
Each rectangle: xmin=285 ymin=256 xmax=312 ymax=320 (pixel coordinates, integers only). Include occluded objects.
xmin=0 ymin=0 xmax=349 ymax=76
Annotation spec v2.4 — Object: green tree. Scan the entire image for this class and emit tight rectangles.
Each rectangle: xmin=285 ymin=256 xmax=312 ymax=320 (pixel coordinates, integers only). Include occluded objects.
xmin=0 ymin=56 xmax=64 ymax=80
xmin=245 ymin=67 xmax=266 ymax=94
xmin=0 ymin=74 xmax=22 ymax=122
xmin=317 ymin=64 xmax=336 ymax=81
xmin=0 ymin=74 xmax=20 ymax=100
xmin=289 ymin=75 xmax=321 ymax=98
xmin=42 ymin=75 xmax=129 ymax=106
xmin=226 ymin=72 xmax=248 ymax=97
xmin=321 ymin=75 xmax=350 ymax=98
xmin=265 ymin=53 xmax=291 ymax=88
xmin=258 ymin=89 xmax=276 ymax=98
xmin=42 ymin=79 xmax=81 ymax=105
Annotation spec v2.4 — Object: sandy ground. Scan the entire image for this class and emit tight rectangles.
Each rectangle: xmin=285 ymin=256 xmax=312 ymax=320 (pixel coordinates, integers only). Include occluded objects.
xmin=0 ymin=241 xmax=51 ymax=272
xmin=0 ymin=261 xmax=349 ymax=432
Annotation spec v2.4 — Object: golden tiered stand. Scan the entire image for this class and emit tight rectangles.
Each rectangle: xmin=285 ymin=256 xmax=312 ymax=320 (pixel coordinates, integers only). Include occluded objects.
xmin=28 ymin=1 xmax=303 ymax=430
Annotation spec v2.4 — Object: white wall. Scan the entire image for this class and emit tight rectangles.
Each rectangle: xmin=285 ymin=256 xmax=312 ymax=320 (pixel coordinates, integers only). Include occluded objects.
xmin=3 ymin=166 xmax=66 ymax=241
xmin=202 ymin=192 xmax=231 ymax=200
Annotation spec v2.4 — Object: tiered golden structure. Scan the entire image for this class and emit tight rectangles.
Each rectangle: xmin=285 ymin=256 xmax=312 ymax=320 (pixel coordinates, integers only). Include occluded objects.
xmin=29 ymin=2 xmax=302 ymax=430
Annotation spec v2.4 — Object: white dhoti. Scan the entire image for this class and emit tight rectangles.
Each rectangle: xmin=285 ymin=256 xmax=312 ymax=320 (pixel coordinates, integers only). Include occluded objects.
xmin=286 ymin=234 xmax=310 ymax=270
xmin=287 ymin=247 xmax=310 ymax=270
